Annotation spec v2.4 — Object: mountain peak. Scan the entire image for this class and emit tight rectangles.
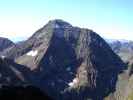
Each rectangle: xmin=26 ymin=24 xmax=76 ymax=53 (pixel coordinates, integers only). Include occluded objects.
xmin=1 ymin=19 xmax=126 ymax=99
xmin=46 ymin=19 xmax=72 ymax=29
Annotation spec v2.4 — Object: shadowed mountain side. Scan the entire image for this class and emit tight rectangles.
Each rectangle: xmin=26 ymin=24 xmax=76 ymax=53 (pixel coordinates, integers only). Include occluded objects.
xmin=0 ymin=85 xmax=52 ymax=100
xmin=32 ymin=33 xmax=82 ymax=99
xmin=0 ymin=57 xmax=38 ymax=86
xmin=0 ymin=37 xmax=14 ymax=52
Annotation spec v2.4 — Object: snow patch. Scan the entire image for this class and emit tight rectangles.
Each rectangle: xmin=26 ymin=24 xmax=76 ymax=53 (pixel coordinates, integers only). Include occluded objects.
xmin=68 ymin=78 xmax=79 ymax=87
xmin=0 ymin=55 xmax=5 ymax=59
xmin=51 ymin=23 xmax=60 ymax=29
xmin=26 ymin=50 xmax=38 ymax=57
xmin=55 ymin=24 xmax=60 ymax=28
xmin=73 ymin=78 xmax=78 ymax=83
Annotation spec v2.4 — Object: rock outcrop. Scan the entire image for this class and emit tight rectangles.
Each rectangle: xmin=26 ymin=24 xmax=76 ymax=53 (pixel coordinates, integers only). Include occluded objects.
xmin=0 ymin=57 xmax=30 ymax=85
xmin=0 ymin=37 xmax=14 ymax=51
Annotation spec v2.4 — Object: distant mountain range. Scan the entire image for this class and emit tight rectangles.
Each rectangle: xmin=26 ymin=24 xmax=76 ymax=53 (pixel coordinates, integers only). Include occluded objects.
xmin=0 ymin=19 xmax=133 ymax=100
xmin=107 ymin=40 xmax=133 ymax=62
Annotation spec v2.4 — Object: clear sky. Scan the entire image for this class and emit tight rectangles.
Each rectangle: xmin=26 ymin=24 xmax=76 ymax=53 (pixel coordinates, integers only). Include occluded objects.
xmin=0 ymin=0 xmax=133 ymax=41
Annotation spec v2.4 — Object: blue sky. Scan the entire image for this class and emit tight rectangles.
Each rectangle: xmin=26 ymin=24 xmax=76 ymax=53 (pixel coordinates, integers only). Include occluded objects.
xmin=0 ymin=0 xmax=133 ymax=41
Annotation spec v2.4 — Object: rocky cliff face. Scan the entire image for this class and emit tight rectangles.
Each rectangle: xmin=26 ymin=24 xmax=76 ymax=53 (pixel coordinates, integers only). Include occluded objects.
xmin=107 ymin=40 xmax=133 ymax=100
xmin=0 ymin=37 xmax=14 ymax=55
xmin=7 ymin=19 xmax=125 ymax=100
xmin=0 ymin=57 xmax=30 ymax=85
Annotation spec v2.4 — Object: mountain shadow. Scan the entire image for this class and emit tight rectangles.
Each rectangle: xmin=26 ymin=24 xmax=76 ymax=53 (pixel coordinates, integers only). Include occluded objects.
xmin=33 ymin=29 xmax=83 ymax=99
xmin=0 ymin=85 xmax=52 ymax=100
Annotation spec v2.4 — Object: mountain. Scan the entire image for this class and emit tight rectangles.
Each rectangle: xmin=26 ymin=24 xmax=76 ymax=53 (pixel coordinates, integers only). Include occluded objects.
xmin=0 ymin=57 xmax=52 ymax=100
xmin=105 ymin=40 xmax=133 ymax=100
xmin=0 ymin=37 xmax=14 ymax=53
xmin=108 ymin=40 xmax=133 ymax=62
xmin=3 ymin=19 xmax=124 ymax=100
xmin=105 ymin=39 xmax=132 ymax=43
xmin=1 ymin=40 xmax=32 ymax=59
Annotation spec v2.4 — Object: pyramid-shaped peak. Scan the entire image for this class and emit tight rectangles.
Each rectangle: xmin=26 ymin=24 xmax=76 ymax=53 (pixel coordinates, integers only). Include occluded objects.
xmin=46 ymin=19 xmax=72 ymax=28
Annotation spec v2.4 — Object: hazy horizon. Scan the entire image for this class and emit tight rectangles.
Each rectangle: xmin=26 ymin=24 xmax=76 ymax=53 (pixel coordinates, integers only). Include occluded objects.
xmin=0 ymin=0 xmax=133 ymax=41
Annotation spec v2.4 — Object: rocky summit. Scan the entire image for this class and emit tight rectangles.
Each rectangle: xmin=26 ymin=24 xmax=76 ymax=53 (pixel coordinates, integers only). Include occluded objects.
xmin=0 ymin=19 xmax=127 ymax=100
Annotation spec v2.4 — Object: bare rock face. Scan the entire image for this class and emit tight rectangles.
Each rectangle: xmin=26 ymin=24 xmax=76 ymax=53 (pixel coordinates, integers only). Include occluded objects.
xmin=0 ymin=37 xmax=14 ymax=56
xmin=2 ymin=19 xmax=125 ymax=100
xmin=0 ymin=58 xmax=30 ymax=85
